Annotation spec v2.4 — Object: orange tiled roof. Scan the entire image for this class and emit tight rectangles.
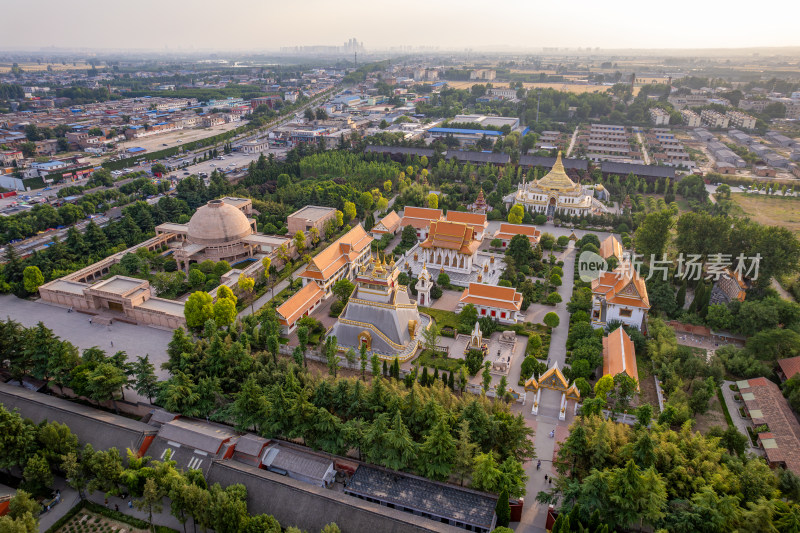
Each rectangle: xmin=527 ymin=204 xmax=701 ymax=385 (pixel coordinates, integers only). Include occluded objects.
xmin=599 ymin=235 xmax=623 ymax=261
xmin=602 ymin=327 xmax=639 ymax=385
xmin=420 ymin=220 xmax=480 ymax=254
xmin=400 ymin=206 xmax=442 ymax=230
xmin=591 ymin=265 xmax=650 ymax=309
xmin=778 ymin=356 xmax=800 ymax=381
xmin=494 ymin=223 xmax=541 ymax=243
xmin=276 ymin=282 xmax=324 ymax=326
xmin=445 ymin=211 xmax=488 ymax=232
xmin=373 ymin=211 xmax=401 ymax=233
xmin=300 ymin=225 xmax=372 ymax=282
xmin=459 ymin=283 xmax=523 ymax=311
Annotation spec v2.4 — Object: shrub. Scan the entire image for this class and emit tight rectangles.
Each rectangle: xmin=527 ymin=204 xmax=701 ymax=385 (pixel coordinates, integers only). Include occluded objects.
xmin=543 ymin=312 xmax=560 ymax=328
xmin=546 ymin=292 xmax=562 ymax=304
xmin=465 ymin=349 xmax=484 ymax=375
xmin=329 ymin=300 xmax=344 ymax=317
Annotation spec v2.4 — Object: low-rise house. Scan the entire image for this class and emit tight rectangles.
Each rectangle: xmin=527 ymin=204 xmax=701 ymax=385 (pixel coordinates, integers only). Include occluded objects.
xmin=370 ymin=210 xmax=401 ymax=238
xmin=457 ymin=283 xmax=524 ymax=324
xmin=492 ymin=223 xmax=541 ymax=248
xmin=276 ymin=282 xmax=325 ymax=334
xmin=261 ymin=443 xmax=336 ymax=488
xmin=147 ymin=418 xmax=237 ymax=474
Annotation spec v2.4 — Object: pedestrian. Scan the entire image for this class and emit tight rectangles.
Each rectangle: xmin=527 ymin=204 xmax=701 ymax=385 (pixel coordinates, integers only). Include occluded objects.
xmin=89 ymin=318 xmax=92 ymax=324
xmin=548 ymin=478 xmax=552 ymax=484
xmin=104 ymin=498 xmax=108 ymax=507
xmin=128 ymin=500 xmax=132 ymax=509
xmin=115 ymin=504 xmax=119 ymax=512
xmin=544 ymin=474 xmax=548 ymax=481
xmin=110 ymin=341 xmax=114 ymax=347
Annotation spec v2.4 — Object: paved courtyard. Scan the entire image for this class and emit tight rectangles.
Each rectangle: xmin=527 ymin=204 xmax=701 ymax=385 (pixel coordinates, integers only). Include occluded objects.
xmin=0 ymin=294 xmax=173 ymax=402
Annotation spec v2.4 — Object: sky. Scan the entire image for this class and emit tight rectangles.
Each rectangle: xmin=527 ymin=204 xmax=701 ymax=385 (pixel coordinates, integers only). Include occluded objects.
xmin=3 ymin=0 xmax=799 ymax=52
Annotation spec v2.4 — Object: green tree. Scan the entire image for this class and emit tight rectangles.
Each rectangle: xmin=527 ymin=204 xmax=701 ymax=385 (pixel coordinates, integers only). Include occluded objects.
xmin=417 ymin=416 xmax=456 ymax=481
xmin=343 ymin=201 xmax=357 ymax=222
xmin=332 ymin=278 xmax=355 ymax=303
xmin=543 ymin=312 xmax=560 ymax=328
xmin=21 ymin=454 xmax=52 ymax=495
xmin=131 ymin=355 xmax=158 ymax=404
xmin=495 ymin=489 xmax=511 ymax=527
xmin=508 ymin=204 xmax=524 ymax=224
xmin=185 ymin=292 xmax=214 ymax=328
xmin=427 ymin=193 xmax=439 ymax=209
xmin=22 ymin=266 xmax=44 ymax=294
xmin=135 ymin=477 xmax=165 ymax=532
xmin=213 ymin=298 xmax=237 ymax=328
xmin=634 ymin=209 xmax=674 ymax=259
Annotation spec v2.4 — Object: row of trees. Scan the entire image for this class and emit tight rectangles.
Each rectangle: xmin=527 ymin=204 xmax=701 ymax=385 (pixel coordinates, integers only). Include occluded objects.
xmin=0 ymin=405 xmax=315 ymax=533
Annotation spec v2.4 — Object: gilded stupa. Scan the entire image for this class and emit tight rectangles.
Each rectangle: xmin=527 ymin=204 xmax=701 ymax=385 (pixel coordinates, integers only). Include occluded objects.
xmin=512 ymin=151 xmax=607 ymax=218
xmin=327 ymin=252 xmax=425 ymax=361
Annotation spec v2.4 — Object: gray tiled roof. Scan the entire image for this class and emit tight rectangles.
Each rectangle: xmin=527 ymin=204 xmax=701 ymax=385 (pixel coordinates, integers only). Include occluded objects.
xmin=519 ymin=155 xmax=588 ymax=170
xmin=445 ymin=150 xmax=510 ymax=164
xmin=235 ymin=434 xmax=269 ymax=457
xmin=345 ymin=465 xmax=497 ymax=529
xmin=366 ymin=145 xmax=435 ymax=158
xmin=157 ymin=418 xmax=235 ymax=454
xmin=0 ymin=382 xmax=156 ymax=453
xmin=262 ymin=444 xmax=333 ymax=483
xmin=600 ymin=161 xmax=676 ymax=179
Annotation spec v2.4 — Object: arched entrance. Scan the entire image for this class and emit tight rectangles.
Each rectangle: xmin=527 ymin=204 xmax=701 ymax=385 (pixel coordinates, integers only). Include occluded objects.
xmin=546 ymin=196 xmax=557 ymax=219
xmin=524 ymin=362 xmax=581 ymax=420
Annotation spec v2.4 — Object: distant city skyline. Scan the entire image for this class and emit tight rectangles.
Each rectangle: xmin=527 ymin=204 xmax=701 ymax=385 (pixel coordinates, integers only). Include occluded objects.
xmin=3 ymin=0 xmax=799 ymax=53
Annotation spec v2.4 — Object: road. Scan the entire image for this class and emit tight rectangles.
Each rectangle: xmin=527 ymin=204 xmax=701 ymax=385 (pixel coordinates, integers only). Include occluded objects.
xmin=565 ymin=126 xmax=579 ymax=157
xmin=635 ymin=130 xmax=651 ymax=165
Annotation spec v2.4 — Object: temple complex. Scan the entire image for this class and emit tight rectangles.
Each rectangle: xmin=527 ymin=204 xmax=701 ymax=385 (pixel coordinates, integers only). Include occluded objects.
xmin=508 ymin=151 xmax=608 ymax=218
xmin=328 ymin=254 xmax=429 ymax=361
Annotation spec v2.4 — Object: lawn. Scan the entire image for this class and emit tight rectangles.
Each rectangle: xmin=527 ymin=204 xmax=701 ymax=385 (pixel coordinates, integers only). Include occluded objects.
xmin=635 ymin=355 xmax=660 ymax=409
xmin=731 ymin=194 xmax=800 ymax=236
xmin=420 ymin=306 xmax=460 ymax=330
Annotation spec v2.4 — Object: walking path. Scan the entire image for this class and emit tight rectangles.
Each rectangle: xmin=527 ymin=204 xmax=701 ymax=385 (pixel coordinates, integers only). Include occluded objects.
xmin=38 ymin=476 xmax=186 ymax=532
xmin=516 ymin=243 xmax=577 ymax=532
xmin=720 ymin=380 xmax=762 ymax=454
xmin=635 ymin=130 xmax=651 ymax=165
xmin=238 ymin=278 xmax=291 ymax=318
xmin=565 ymin=127 xmax=579 ymax=157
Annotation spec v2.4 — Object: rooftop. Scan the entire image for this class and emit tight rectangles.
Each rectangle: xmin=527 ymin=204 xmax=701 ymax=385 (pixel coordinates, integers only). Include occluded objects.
xmin=740 ymin=378 xmax=800 ymax=475
xmin=345 ymin=465 xmax=497 ymax=529
xmin=289 ymin=205 xmax=337 ymax=223
xmin=603 ymin=327 xmax=639 ymax=384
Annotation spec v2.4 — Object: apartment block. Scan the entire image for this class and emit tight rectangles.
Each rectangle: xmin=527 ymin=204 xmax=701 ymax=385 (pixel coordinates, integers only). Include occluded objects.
xmin=680 ymin=109 xmax=701 ymax=127
xmin=649 ymin=108 xmax=670 ymax=126
xmin=701 ymin=109 xmax=729 ymax=129
xmin=726 ymin=111 xmax=756 ymax=130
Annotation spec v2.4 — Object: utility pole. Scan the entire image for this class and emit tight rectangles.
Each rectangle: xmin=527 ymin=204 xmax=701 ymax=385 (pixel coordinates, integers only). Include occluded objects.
xmin=536 ymin=89 xmax=541 ymax=124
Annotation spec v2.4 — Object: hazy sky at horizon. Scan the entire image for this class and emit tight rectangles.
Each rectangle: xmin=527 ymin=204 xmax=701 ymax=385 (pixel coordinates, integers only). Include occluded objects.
xmin=4 ymin=0 xmax=799 ymax=52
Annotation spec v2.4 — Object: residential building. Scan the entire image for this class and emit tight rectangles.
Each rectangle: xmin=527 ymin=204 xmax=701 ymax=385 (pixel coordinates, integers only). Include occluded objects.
xmin=602 ymin=327 xmax=639 ymax=387
xmin=492 ymin=223 xmax=541 ymax=248
xmin=261 ymin=443 xmax=335 ymax=488
xmin=777 ymin=356 xmax=800 ymax=382
xmin=287 ymin=205 xmax=337 ymax=235
xmin=457 ymin=283 xmax=524 ymax=324
xmin=739 ymin=99 xmax=772 ymax=113
xmin=146 ymin=418 xmax=237 ymax=474
xmin=591 ymin=264 xmax=650 ymax=330
xmin=298 ymin=224 xmax=373 ymax=296
xmin=680 ymin=109 xmax=701 ymax=127
xmin=726 ymin=111 xmax=757 ymax=130
xmin=700 ymin=110 xmax=730 ymax=129
xmin=470 ymin=69 xmax=496 ymax=81
xmin=649 ymin=108 xmax=670 ymax=126
xmin=488 ymin=87 xmax=518 ymax=99
xmin=276 ymin=282 xmax=325 ymax=334
xmin=240 ymin=140 xmax=268 ymax=154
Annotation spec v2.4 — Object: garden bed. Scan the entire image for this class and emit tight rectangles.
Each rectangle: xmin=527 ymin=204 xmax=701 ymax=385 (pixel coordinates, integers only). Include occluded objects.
xmin=416 ymin=348 xmax=464 ymax=373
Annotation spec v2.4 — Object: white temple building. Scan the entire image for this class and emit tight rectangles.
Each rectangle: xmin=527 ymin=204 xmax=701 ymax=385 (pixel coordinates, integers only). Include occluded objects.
xmin=508 ymin=151 xmax=608 ymax=218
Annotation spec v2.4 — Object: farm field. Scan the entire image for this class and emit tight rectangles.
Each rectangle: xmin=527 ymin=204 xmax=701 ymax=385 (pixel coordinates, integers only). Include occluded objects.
xmin=0 ymin=62 xmax=89 ymax=72
xmin=731 ymin=193 xmax=800 ymax=235
xmin=444 ymin=80 xmax=621 ymax=94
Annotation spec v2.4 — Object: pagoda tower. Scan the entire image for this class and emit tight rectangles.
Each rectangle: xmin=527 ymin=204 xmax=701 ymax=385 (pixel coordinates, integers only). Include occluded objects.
xmin=471 ymin=188 xmax=488 ymax=214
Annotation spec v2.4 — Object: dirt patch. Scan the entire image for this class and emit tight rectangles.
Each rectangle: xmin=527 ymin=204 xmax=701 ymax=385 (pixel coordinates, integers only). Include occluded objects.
xmin=731 ymin=194 xmax=800 ymax=236
xmin=693 ymin=393 xmax=728 ymax=434
xmin=636 ymin=356 xmax=660 ymax=409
